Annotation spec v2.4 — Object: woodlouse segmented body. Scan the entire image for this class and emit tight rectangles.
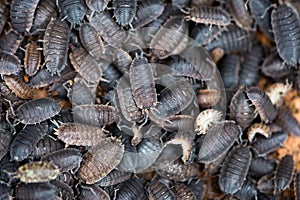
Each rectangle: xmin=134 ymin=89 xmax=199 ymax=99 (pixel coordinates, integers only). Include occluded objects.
xmin=24 ymin=41 xmax=41 ymax=76
xmin=218 ymin=54 xmax=240 ymax=89
xmin=78 ymin=137 xmax=124 ymax=184
xmin=198 ymin=121 xmax=241 ymax=163
xmin=58 ymin=0 xmax=86 ymax=25
xmin=15 ymin=183 xmax=57 ymax=200
xmin=78 ymin=184 xmax=110 ymax=200
xmin=130 ymin=55 xmax=157 ymax=109
xmin=55 ymin=123 xmax=107 ymax=146
xmin=10 ymin=0 xmax=40 ymax=33
xmin=133 ymin=0 xmax=165 ymax=28
xmin=0 ymin=119 xmax=14 ymax=161
xmin=228 ymin=0 xmax=254 ymax=30
xmin=0 ymin=30 xmax=23 ymax=54
xmin=16 ymin=161 xmax=60 ymax=183
xmin=90 ymin=11 xmax=128 ymax=48
xmin=169 ymin=56 xmax=203 ymax=80
xmin=187 ymin=6 xmax=231 ymax=26
xmin=195 ymin=109 xmax=222 ymax=135
xmin=85 ymin=0 xmax=109 ymax=12
xmin=262 ymin=54 xmax=293 ymax=79
xmin=112 ymin=0 xmax=137 ymax=26
xmin=10 ymin=122 xmax=48 ymax=162
xmin=191 ymin=24 xmax=225 ymax=46
xmin=30 ymin=0 xmax=58 ymax=34
xmin=275 ymin=107 xmax=300 ymax=137
xmin=51 ymin=180 xmax=74 ymax=199
xmin=247 ymin=123 xmax=272 ymax=142
xmin=114 ymin=178 xmax=147 ymax=200
xmin=233 ymin=178 xmax=257 ymax=200
xmin=69 ymin=47 xmax=103 ymax=84
xmin=275 ymin=154 xmax=294 ymax=191
xmin=150 ymin=15 xmax=189 ymax=59
xmin=271 ymin=4 xmax=300 ymax=67
xmin=0 ymin=51 xmax=21 ymax=75
xmin=79 ymin=23 xmax=105 ymax=61
xmin=196 ymin=88 xmax=220 ymax=108
xmin=219 ymin=146 xmax=252 ymax=194
xmin=72 ymin=104 xmax=116 ymax=127
xmin=96 ymin=169 xmax=132 ymax=187
xmin=249 ymin=157 xmax=277 ymax=178
xmin=294 ymin=172 xmax=300 ymax=200
xmin=251 ymin=132 xmax=288 ymax=156
xmin=16 ymin=98 xmax=61 ymax=124
xmin=162 ymin=115 xmax=195 ymax=132
xmin=147 ymin=180 xmax=175 ymax=200
xmin=41 ymin=148 xmax=82 ymax=172
xmin=245 ymin=86 xmax=277 ymax=123
xmin=44 ymin=18 xmax=70 ymax=75
xmin=171 ymin=182 xmax=196 ymax=200
xmin=32 ymin=136 xmax=64 ymax=159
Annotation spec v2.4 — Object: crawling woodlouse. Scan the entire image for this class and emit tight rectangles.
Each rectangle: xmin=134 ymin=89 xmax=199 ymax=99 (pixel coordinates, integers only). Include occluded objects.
xmin=15 ymin=182 xmax=57 ymax=200
xmin=245 ymin=86 xmax=277 ymax=123
xmin=24 ymin=41 xmax=41 ymax=76
xmin=10 ymin=0 xmax=40 ymax=33
xmin=77 ymin=137 xmax=124 ymax=184
xmin=85 ymin=0 xmax=109 ymax=12
xmin=57 ymin=0 xmax=86 ymax=25
xmin=16 ymin=98 xmax=61 ymax=124
xmin=54 ymin=123 xmax=107 ymax=146
xmin=219 ymin=145 xmax=252 ymax=194
xmin=130 ymin=55 xmax=157 ymax=109
xmin=247 ymin=123 xmax=272 ymax=142
xmin=262 ymin=53 xmax=293 ymax=79
xmin=198 ymin=121 xmax=241 ymax=163
xmin=0 ymin=30 xmax=23 ymax=54
xmin=271 ymin=4 xmax=300 ymax=67
xmin=112 ymin=0 xmax=137 ymax=26
xmin=275 ymin=106 xmax=300 ymax=136
xmin=78 ymin=184 xmax=110 ymax=200
xmin=79 ymin=23 xmax=105 ymax=61
xmin=10 ymin=122 xmax=48 ymax=162
xmin=31 ymin=136 xmax=64 ymax=159
xmin=16 ymin=161 xmax=60 ymax=183
xmin=96 ymin=169 xmax=132 ymax=187
xmin=0 ymin=51 xmax=21 ymax=75
xmin=41 ymin=148 xmax=82 ymax=172
xmin=275 ymin=154 xmax=294 ymax=191
xmin=72 ymin=104 xmax=116 ymax=127
xmin=186 ymin=6 xmax=231 ymax=26
xmin=150 ymin=15 xmax=189 ymax=59
xmin=169 ymin=56 xmax=203 ymax=80
xmin=44 ymin=18 xmax=70 ymax=75
xmin=228 ymin=0 xmax=254 ymax=30
xmin=194 ymin=109 xmax=222 ymax=135
xmin=147 ymin=180 xmax=175 ymax=200
xmin=114 ymin=178 xmax=147 ymax=200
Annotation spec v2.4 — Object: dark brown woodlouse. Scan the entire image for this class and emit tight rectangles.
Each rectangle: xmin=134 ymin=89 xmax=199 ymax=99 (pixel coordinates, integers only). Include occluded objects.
xmin=24 ymin=41 xmax=41 ymax=76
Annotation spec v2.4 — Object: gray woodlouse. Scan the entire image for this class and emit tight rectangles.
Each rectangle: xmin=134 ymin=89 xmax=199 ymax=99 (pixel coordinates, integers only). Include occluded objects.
xmin=69 ymin=47 xmax=104 ymax=84
xmin=247 ymin=123 xmax=272 ymax=142
xmin=0 ymin=51 xmax=21 ymax=75
xmin=79 ymin=23 xmax=105 ymax=61
xmin=16 ymin=161 xmax=60 ymax=183
xmin=294 ymin=172 xmax=300 ymax=200
xmin=169 ymin=56 xmax=203 ymax=80
xmin=271 ymin=4 xmax=300 ymax=67
xmin=150 ymin=15 xmax=189 ymax=59
xmin=112 ymin=0 xmax=137 ymax=26
xmin=233 ymin=178 xmax=258 ymax=200
xmin=130 ymin=55 xmax=157 ymax=109
xmin=245 ymin=86 xmax=277 ymax=123
xmin=90 ymin=11 xmax=128 ymax=48
xmin=31 ymin=136 xmax=64 ymax=159
xmin=218 ymin=54 xmax=240 ymax=89
xmin=194 ymin=109 xmax=222 ymax=135
xmin=72 ymin=104 xmax=116 ymax=127
xmin=249 ymin=157 xmax=277 ymax=179
xmin=16 ymin=98 xmax=61 ymax=124
xmin=10 ymin=122 xmax=48 ymax=162
xmin=162 ymin=115 xmax=195 ymax=133
xmin=0 ymin=30 xmax=23 ymax=54
xmin=15 ymin=182 xmax=57 ymax=200
xmin=0 ymin=181 xmax=11 ymax=200
xmin=133 ymin=0 xmax=165 ymax=28
xmin=44 ymin=18 xmax=70 ymax=75
xmin=85 ymin=0 xmax=109 ymax=12
xmin=24 ymin=41 xmax=41 ymax=76
xmin=51 ymin=180 xmax=74 ymax=200
xmin=0 ymin=119 xmax=14 ymax=161
xmin=147 ymin=180 xmax=175 ymax=200
xmin=57 ymin=0 xmax=86 ymax=25
xmin=30 ymin=0 xmax=58 ymax=34
xmin=95 ymin=169 xmax=132 ymax=187
xmin=41 ymin=148 xmax=82 ymax=172
xmin=10 ymin=0 xmax=40 ymax=33
xmin=186 ymin=6 xmax=231 ymax=26
xmin=275 ymin=154 xmax=294 ymax=191
xmin=219 ymin=145 xmax=252 ymax=194
xmin=276 ymin=106 xmax=300 ymax=137
xmin=198 ymin=121 xmax=241 ymax=163
xmin=54 ymin=123 xmax=107 ymax=146
xmin=262 ymin=54 xmax=293 ymax=79
xmin=0 ymin=154 xmax=19 ymax=184
xmin=228 ymin=0 xmax=254 ymax=30
xmin=251 ymin=132 xmax=288 ymax=156
xmin=77 ymin=137 xmax=124 ymax=184
xmin=78 ymin=184 xmax=110 ymax=200
xmin=191 ymin=24 xmax=225 ymax=46
xmin=0 ymin=3 xmax=8 ymax=34
xmin=114 ymin=177 xmax=147 ymax=200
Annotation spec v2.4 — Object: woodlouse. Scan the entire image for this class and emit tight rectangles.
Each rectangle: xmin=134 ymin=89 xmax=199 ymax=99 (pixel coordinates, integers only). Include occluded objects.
xmin=24 ymin=41 xmax=41 ymax=76
xmin=171 ymin=182 xmax=196 ymax=200
xmin=57 ymin=0 xmax=86 ymax=25
xmin=77 ymin=137 xmax=124 ymax=184
xmin=198 ymin=121 xmax=241 ymax=163
xmin=10 ymin=0 xmax=40 ymax=33
xmin=219 ymin=145 xmax=252 ymax=194
xmin=249 ymin=157 xmax=277 ymax=179
xmin=196 ymin=88 xmax=220 ymax=108
xmin=228 ymin=0 xmax=254 ymax=30
xmin=16 ymin=98 xmax=61 ymax=124
xmin=147 ymin=180 xmax=175 ymax=200
xmin=191 ymin=24 xmax=225 ymax=46
xmin=85 ymin=0 xmax=109 ymax=12
xmin=0 ymin=119 xmax=14 ymax=161
xmin=218 ymin=54 xmax=240 ymax=89
xmin=43 ymin=18 xmax=70 ymax=75
xmin=275 ymin=154 xmax=294 ymax=191
xmin=31 ymin=136 xmax=64 ymax=159
xmin=233 ymin=178 xmax=258 ymax=200
xmin=275 ymin=106 xmax=300 ymax=137
xmin=51 ymin=180 xmax=74 ymax=199
xmin=78 ymin=184 xmax=110 ymax=200
xmin=195 ymin=109 xmax=222 ymax=135
xmin=0 ymin=30 xmax=23 ymax=54
xmin=271 ymin=4 xmax=300 ymax=67
xmin=15 ymin=182 xmax=57 ymax=200
xmin=0 ymin=51 xmax=21 ymax=75
xmin=265 ymin=82 xmax=292 ymax=108
xmin=162 ymin=115 xmax=195 ymax=133
xmin=10 ymin=122 xmax=48 ymax=162
xmin=112 ymin=0 xmax=137 ymax=26
xmin=95 ymin=169 xmax=132 ymax=187
xmin=114 ymin=177 xmax=147 ymax=200
xmin=16 ymin=161 xmax=60 ymax=183
xmin=169 ymin=56 xmax=203 ymax=80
